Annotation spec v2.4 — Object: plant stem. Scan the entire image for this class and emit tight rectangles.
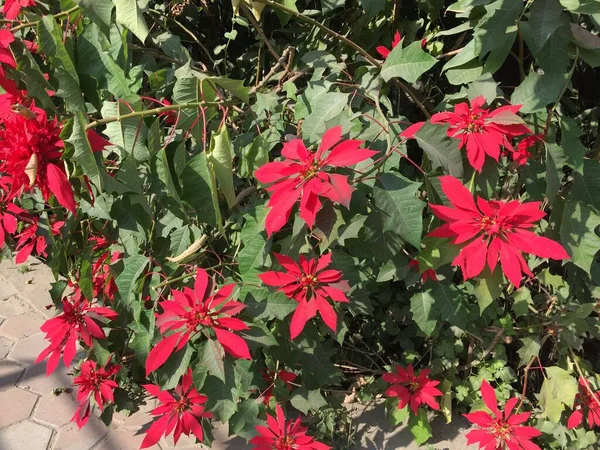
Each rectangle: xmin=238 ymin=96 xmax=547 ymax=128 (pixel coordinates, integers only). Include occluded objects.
xmin=247 ymin=0 xmax=431 ymax=118
xmin=551 ymin=47 xmax=579 ymax=115
xmin=242 ymin=5 xmax=281 ymax=61
xmin=85 ymin=101 xmax=235 ymax=130
xmin=10 ymin=6 xmax=79 ymax=33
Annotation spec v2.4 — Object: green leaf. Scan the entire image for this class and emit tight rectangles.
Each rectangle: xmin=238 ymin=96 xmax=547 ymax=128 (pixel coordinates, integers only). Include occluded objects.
xmin=545 ymin=143 xmax=563 ymax=203
xmin=172 ymin=74 xmax=216 ymax=141
xmin=539 ymin=366 xmax=578 ymax=423
xmin=67 ymin=113 xmax=103 ymax=190
xmin=101 ymin=102 xmax=149 ymax=161
xmin=203 ymin=76 xmax=250 ymax=103
xmin=359 ymin=0 xmax=385 ymax=19
xmin=434 ymin=282 xmax=469 ymax=329
xmin=156 ymin=344 xmax=194 ymax=390
xmin=200 ymin=339 xmax=226 ymax=382
xmin=521 ymin=0 xmax=566 ymax=55
xmin=113 ymin=0 xmax=149 ymax=42
xmin=560 ymin=201 xmax=600 ymax=273
xmin=381 ymin=40 xmax=438 ymax=83
xmin=377 ymin=254 xmax=411 ymax=282
xmin=413 ymin=122 xmax=464 ymax=177
xmin=571 ymin=159 xmax=600 ymax=211
xmin=408 ymin=408 xmax=433 ymax=446
xmin=513 ymin=287 xmax=533 ymax=318
xmin=115 ymin=255 xmax=149 ymax=307
xmin=169 ymin=226 xmax=192 ymax=258
xmin=387 ymin=400 xmax=409 ymax=427
xmin=301 ymin=92 xmax=348 ymax=142
xmin=373 ymin=173 xmax=425 ymax=249
xmin=203 ymin=365 xmax=238 ymax=422
xmin=321 ymin=0 xmax=345 ymax=13
xmin=245 ymin=290 xmax=297 ymax=321
xmin=475 ymin=0 xmax=521 ymax=58
xmin=510 ymin=72 xmax=568 ymax=114
xmin=559 ymin=0 xmax=599 ymax=13
xmin=79 ymin=257 xmax=94 ymax=301
xmin=38 ymin=16 xmax=86 ymax=113
xmin=517 ymin=336 xmax=541 ymax=367
xmin=228 ymin=399 xmax=262 ymax=439
xmin=74 ymin=0 xmax=114 ymax=35
xmin=473 ymin=269 xmax=504 ymax=314
xmin=560 ymin=117 xmax=587 ymax=174
xmin=445 ymin=59 xmax=485 ymax=86
xmin=290 ymin=388 xmax=327 ymax=414
xmin=208 ymin=126 xmax=236 ymax=209
xmin=180 ymin=152 xmax=221 ymax=228
xmin=410 ymin=290 xmax=439 ymax=336
xmin=239 ymin=206 xmax=270 ymax=282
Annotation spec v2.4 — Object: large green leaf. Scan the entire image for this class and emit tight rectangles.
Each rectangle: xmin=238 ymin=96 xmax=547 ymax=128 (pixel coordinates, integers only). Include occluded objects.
xmin=560 ymin=117 xmax=587 ymax=174
xmin=433 ymin=282 xmax=469 ymax=329
xmin=113 ymin=0 xmax=149 ymax=43
xmin=571 ymin=159 xmax=600 ymax=211
xmin=238 ymin=206 xmax=270 ymax=282
xmin=520 ymin=0 xmax=566 ymax=55
xmin=359 ymin=0 xmax=385 ymax=19
xmin=381 ymin=40 xmax=438 ymax=83
xmin=559 ymin=0 xmax=599 ymax=13
xmin=510 ymin=72 xmax=568 ymax=113
xmin=67 ymin=112 xmax=103 ymax=189
xmin=560 ymin=201 xmax=600 ymax=272
xmin=410 ymin=290 xmax=439 ymax=336
xmin=475 ymin=0 xmax=521 ymax=58
xmin=101 ymin=102 xmax=149 ymax=161
xmin=228 ymin=399 xmax=262 ymax=439
xmin=539 ymin=366 xmax=578 ymax=423
xmin=290 ymin=388 xmax=327 ymax=414
xmin=301 ymin=92 xmax=348 ymax=142
xmin=373 ymin=173 xmax=425 ymax=248
xmin=208 ymin=126 xmax=236 ymax=209
xmin=409 ymin=408 xmax=433 ymax=446
xmin=115 ymin=255 xmax=149 ymax=308
xmin=413 ymin=122 xmax=464 ymax=177
xmin=200 ymin=339 xmax=226 ymax=382
xmin=74 ymin=0 xmax=114 ymax=35
xmin=517 ymin=336 xmax=541 ymax=367
xmin=38 ymin=16 xmax=86 ymax=113
xmin=180 ymin=152 xmax=221 ymax=228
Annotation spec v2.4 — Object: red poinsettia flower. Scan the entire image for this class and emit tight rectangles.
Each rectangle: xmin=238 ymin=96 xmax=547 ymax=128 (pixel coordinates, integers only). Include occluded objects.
xmin=506 ymin=134 xmax=543 ymax=166
xmin=408 ymin=259 xmax=438 ymax=282
xmin=35 ymin=295 xmax=118 ymax=375
xmin=87 ymin=129 xmax=113 ymax=152
xmin=262 ymin=368 xmax=297 ymax=404
xmin=383 ymin=364 xmax=442 ymax=414
xmin=0 ymin=79 xmax=27 ymax=122
xmin=0 ymin=104 xmax=76 ymax=213
xmin=430 ymin=96 xmax=531 ymax=172
xmin=0 ymin=177 xmax=24 ymax=247
xmin=14 ymin=217 xmax=46 ymax=263
xmin=71 ymin=359 xmax=120 ymax=428
xmin=258 ymin=253 xmax=350 ymax=339
xmin=464 ymin=380 xmax=542 ymax=450
xmin=91 ymin=251 xmax=121 ymax=301
xmin=428 ymin=176 xmax=569 ymax=287
xmin=376 ymin=31 xmax=401 ymax=58
xmin=568 ymin=377 xmax=600 ymax=430
xmin=141 ymin=368 xmax=212 ymax=449
xmin=145 ymin=268 xmax=250 ymax=375
xmin=0 ymin=29 xmax=16 ymax=78
xmin=250 ymin=404 xmax=331 ymax=450
xmin=255 ymin=126 xmax=377 ymax=235
xmin=2 ymin=0 xmax=36 ymax=20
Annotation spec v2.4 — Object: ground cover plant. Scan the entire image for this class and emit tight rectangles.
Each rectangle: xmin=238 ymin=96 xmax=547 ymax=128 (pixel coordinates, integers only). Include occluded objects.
xmin=1 ymin=0 xmax=599 ymax=448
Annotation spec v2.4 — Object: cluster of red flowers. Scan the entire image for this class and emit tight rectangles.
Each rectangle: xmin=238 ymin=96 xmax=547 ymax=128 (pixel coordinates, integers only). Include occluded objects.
xmin=383 ymin=364 xmax=443 ymax=414
xmin=145 ymin=267 xmax=251 ymax=375
xmin=429 ymin=176 xmax=569 ymax=287
xmin=401 ymin=96 xmax=535 ymax=172
xmin=568 ymin=377 xmax=600 ymax=430
xmin=72 ymin=359 xmax=120 ymax=428
xmin=464 ymin=380 xmax=541 ymax=450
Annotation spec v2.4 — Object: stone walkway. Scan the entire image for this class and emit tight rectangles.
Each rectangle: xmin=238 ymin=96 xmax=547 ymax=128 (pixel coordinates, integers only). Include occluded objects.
xmin=0 ymin=258 xmax=469 ymax=450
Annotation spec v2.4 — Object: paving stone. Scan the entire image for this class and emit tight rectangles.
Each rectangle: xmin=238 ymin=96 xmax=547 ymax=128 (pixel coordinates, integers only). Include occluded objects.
xmin=0 ymin=278 xmax=18 ymax=299
xmin=0 ymin=294 xmax=34 ymax=318
xmin=19 ymin=361 xmax=73 ymax=395
xmin=52 ymin=416 xmax=108 ymax=450
xmin=0 ymin=387 xmax=39 ymax=429
xmin=0 ymin=336 xmax=14 ymax=359
xmin=0 ymin=258 xmax=56 ymax=318
xmin=112 ymin=399 xmax=156 ymax=428
xmin=0 ymin=360 xmax=24 ymax=392
xmin=33 ymin=391 xmax=78 ymax=428
xmin=0 ymin=310 xmax=45 ymax=340
xmin=7 ymin=332 xmax=46 ymax=365
xmin=0 ymin=419 xmax=53 ymax=450
xmin=93 ymin=428 xmax=161 ymax=450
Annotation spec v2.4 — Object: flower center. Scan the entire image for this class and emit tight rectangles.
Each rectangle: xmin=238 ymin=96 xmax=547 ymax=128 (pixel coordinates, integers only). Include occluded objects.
xmin=491 ymin=420 xmax=511 ymax=444
xmin=300 ymin=162 xmax=320 ymax=181
xmin=300 ymin=274 xmax=318 ymax=291
xmin=274 ymin=435 xmax=296 ymax=450
xmin=174 ymin=397 xmax=191 ymax=413
xmin=185 ymin=309 xmax=214 ymax=330
xmin=409 ymin=378 xmax=421 ymax=393
xmin=479 ymin=215 xmax=512 ymax=238
xmin=465 ymin=113 xmax=484 ymax=133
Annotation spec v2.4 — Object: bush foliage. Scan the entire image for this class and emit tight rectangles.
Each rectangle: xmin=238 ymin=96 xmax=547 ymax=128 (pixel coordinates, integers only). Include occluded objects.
xmin=1 ymin=0 xmax=600 ymax=448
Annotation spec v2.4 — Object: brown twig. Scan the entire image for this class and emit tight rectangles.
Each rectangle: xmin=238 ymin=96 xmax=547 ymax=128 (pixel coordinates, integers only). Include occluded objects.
xmin=516 ymin=356 xmax=536 ymax=412
xmin=250 ymin=46 xmax=294 ymax=93
xmin=458 ymin=329 xmax=505 ymax=372
xmin=242 ymin=5 xmax=281 ymax=62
